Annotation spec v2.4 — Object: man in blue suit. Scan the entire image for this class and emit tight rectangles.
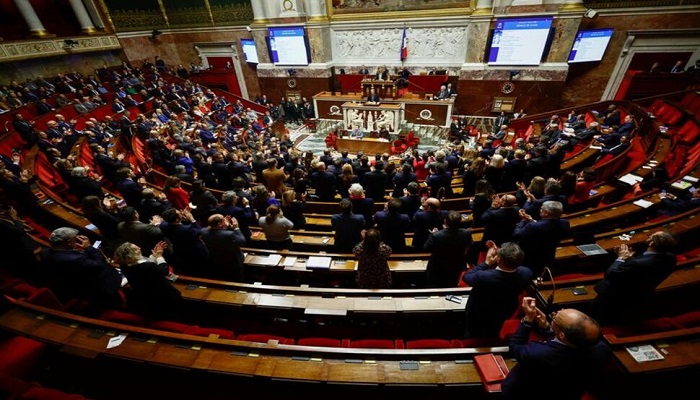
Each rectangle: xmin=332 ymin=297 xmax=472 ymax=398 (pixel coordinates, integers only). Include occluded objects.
xmin=462 ymin=241 xmax=533 ymax=338
xmin=513 ymin=201 xmax=570 ymax=277
xmin=331 ymin=199 xmax=366 ymax=253
xmin=589 ymin=230 xmax=678 ymax=326
xmin=501 ymin=296 xmax=611 ymax=400
xmin=201 ymin=214 xmax=247 ymax=281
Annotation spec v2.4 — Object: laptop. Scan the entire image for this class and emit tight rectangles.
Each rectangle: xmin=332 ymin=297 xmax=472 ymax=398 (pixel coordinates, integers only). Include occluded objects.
xmin=573 ymin=232 xmax=609 ymax=256
xmin=576 ymin=243 xmax=609 ymax=256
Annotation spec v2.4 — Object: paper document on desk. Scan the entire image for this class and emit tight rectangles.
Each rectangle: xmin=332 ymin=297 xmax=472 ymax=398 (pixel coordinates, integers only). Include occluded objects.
xmin=618 ymin=173 xmax=644 ymax=186
xmin=625 ymin=344 xmax=664 ymax=362
xmin=306 ymin=256 xmax=332 ymax=269
xmin=633 ymin=199 xmax=654 ymax=208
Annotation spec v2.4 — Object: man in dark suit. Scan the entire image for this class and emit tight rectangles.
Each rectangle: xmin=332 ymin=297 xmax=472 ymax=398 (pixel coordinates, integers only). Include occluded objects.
xmin=362 ymin=161 xmax=389 ymax=202
xmin=358 ymin=65 xmax=369 ymax=75
xmin=118 ymin=206 xmax=169 ymax=257
xmin=215 ymin=191 xmax=258 ymax=243
xmin=200 ymin=214 xmax=247 ymax=281
xmin=366 ymin=88 xmax=381 ymax=103
xmin=461 ymin=241 xmax=533 ymax=338
xmin=115 ymin=168 xmax=145 ymax=208
xmin=412 ymin=197 xmax=449 ymax=250
xmin=501 ymin=296 xmax=611 ymax=400
xmin=481 ymin=194 xmax=520 ymax=246
xmin=159 ymin=208 xmax=209 ymax=275
xmin=331 ymin=199 xmax=366 ymax=253
xmin=589 ymin=231 xmax=678 ymax=326
xmin=493 ymin=112 xmax=509 ymax=134
xmin=399 ymin=181 xmax=422 ymax=220
xmin=513 ymin=201 xmax=570 ymax=277
xmin=309 ymin=162 xmax=337 ymax=202
xmin=434 ymin=84 xmax=450 ymax=100
xmin=523 ymin=181 xmax=568 ymax=220
xmin=39 ymin=227 xmax=123 ymax=309
xmin=596 ymin=134 xmax=630 ymax=161
xmin=373 ymin=198 xmax=411 ymax=253
xmin=424 ymin=211 xmax=472 ymax=288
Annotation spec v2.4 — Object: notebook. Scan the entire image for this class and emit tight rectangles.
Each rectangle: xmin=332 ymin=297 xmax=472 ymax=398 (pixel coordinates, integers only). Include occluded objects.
xmin=576 ymin=243 xmax=608 ymax=256
xmin=306 ymin=256 xmax=332 ymax=269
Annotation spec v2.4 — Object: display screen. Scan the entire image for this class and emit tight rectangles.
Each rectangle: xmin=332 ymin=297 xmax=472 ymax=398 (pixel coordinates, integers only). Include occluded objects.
xmin=267 ymin=26 xmax=310 ymax=66
xmin=241 ymin=39 xmax=259 ymax=64
xmin=487 ymin=17 xmax=554 ymax=66
xmin=567 ymin=28 xmax=614 ymax=63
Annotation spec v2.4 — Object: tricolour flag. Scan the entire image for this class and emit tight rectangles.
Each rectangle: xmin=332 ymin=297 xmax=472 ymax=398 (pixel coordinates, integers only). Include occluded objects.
xmin=400 ymin=28 xmax=408 ymax=61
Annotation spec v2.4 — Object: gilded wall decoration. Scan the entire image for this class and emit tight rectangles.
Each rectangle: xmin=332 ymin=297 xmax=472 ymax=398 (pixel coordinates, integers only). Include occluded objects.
xmin=330 ymin=0 xmax=473 ymax=15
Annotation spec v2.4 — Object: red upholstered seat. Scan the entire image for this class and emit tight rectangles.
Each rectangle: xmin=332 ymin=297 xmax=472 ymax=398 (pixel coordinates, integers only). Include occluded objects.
xmin=461 ymin=337 xmax=506 ymax=348
xmin=601 ymin=317 xmax=684 ymax=337
xmin=405 ymin=339 xmax=462 ymax=349
xmin=297 ymin=337 xmax=342 ymax=348
xmin=184 ymin=326 xmax=235 ymax=340
xmin=390 ymin=139 xmax=407 ymax=155
xmin=98 ymin=310 xmax=148 ymax=327
xmin=236 ymin=333 xmax=293 ymax=344
xmin=0 ymin=337 xmax=47 ymax=378
xmin=148 ymin=320 xmax=191 ymax=333
xmin=672 ymin=311 xmax=700 ymax=328
xmin=342 ymin=339 xmax=403 ymax=349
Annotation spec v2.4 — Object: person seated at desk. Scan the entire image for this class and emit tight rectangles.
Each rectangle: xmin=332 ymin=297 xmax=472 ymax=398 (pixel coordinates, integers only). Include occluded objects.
xmin=358 ymin=65 xmax=370 ymax=75
xmin=366 ymin=88 xmax=381 ymax=104
xmin=435 ymin=84 xmax=450 ymax=100
xmin=376 ymin=66 xmax=389 ymax=81
xmin=657 ymin=187 xmax=700 ymax=216
xmin=349 ymin=109 xmax=364 ymax=138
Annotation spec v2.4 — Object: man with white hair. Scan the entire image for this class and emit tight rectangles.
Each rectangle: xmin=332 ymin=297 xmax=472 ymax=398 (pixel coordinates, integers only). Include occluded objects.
xmin=39 ymin=227 xmax=123 ymax=308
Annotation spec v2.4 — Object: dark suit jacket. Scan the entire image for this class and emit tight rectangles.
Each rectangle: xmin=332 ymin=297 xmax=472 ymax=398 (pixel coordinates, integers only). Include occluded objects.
xmin=424 ymin=227 xmax=472 ymax=288
xmin=331 ymin=212 xmax=366 ymax=253
xmin=462 ymin=264 xmax=533 ymax=338
xmin=121 ymin=259 xmax=181 ymax=318
xmin=412 ymin=209 xmax=449 ymax=250
xmin=513 ymin=218 xmax=570 ymax=276
xmin=118 ymin=221 xmax=167 ymax=255
xmin=591 ymin=251 xmax=677 ymax=324
xmin=201 ymin=227 xmax=246 ymax=281
xmin=399 ymin=194 xmax=422 ymax=220
xmin=39 ymin=247 xmax=122 ymax=308
xmin=310 ymin=170 xmax=337 ymax=201
xmin=481 ymin=206 xmax=520 ymax=245
xmin=501 ymin=321 xmax=611 ymax=400
xmin=159 ymin=222 xmax=209 ymax=274
xmin=362 ymin=170 xmax=389 ymax=202
xmin=373 ymin=211 xmax=410 ymax=253
xmin=367 ymin=94 xmax=380 ymax=102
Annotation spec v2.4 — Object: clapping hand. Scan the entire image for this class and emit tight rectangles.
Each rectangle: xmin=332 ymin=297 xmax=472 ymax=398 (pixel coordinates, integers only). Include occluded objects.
xmin=519 ymin=209 xmax=534 ymax=222
xmin=151 ymin=241 xmax=168 ymax=258
xmin=616 ymin=243 xmax=634 ymax=260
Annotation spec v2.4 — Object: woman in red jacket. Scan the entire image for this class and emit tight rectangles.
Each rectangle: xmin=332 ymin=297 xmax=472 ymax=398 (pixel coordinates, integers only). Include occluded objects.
xmin=163 ymin=176 xmax=190 ymax=210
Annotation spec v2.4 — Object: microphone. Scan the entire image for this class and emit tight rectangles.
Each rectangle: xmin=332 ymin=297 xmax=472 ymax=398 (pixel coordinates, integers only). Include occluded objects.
xmin=535 ymin=266 xmax=556 ymax=312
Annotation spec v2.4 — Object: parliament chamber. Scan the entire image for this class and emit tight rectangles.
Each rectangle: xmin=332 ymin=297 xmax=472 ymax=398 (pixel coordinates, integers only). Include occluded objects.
xmin=1 ymin=1 xmax=700 ymax=399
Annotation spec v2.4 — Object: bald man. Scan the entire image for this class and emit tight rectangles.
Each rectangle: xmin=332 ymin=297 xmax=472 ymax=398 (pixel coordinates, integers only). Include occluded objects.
xmin=501 ymin=297 xmax=611 ymax=400
xmin=412 ymin=197 xmax=448 ymax=250
xmin=480 ymin=193 xmax=520 ymax=245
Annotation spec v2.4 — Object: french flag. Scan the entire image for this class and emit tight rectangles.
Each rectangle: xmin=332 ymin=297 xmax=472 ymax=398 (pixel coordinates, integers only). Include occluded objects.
xmin=400 ymin=28 xmax=408 ymax=61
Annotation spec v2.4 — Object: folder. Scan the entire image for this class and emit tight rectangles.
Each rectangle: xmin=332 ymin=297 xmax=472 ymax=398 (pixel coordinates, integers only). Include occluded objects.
xmin=474 ymin=353 xmax=509 ymax=393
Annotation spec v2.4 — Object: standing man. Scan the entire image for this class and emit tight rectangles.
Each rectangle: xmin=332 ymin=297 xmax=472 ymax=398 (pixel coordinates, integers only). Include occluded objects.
xmin=589 ymin=231 xmax=678 ymax=326
xmin=461 ymin=241 xmax=533 ymax=338
xmin=513 ymin=201 xmax=570 ymax=277
xmin=331 ymin=199 xmax=366 ymax=253
xmin=424 ymin=211 xmax=472 ymax=288
xmin=200 ymin=214 xmax=247 ymax=281
xmin=493 ymin=111 xmax=510 ymax=134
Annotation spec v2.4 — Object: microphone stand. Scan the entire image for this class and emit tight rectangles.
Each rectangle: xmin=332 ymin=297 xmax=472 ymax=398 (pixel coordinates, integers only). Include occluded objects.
xmin=534 ymin=266 xmax=556 ymax=314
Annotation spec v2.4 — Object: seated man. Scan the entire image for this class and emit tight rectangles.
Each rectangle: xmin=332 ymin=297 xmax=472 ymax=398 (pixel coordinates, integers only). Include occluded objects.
xmin=349 ymin=109 xmax=364 ymax=138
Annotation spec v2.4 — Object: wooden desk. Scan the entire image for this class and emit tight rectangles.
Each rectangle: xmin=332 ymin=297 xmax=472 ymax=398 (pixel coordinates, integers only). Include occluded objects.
xmin=336 ymin=137 xmax=391 ymax=155
xmin=361 ymin=79 xmax=398 ymax=99
xmin=0 ymin=300 xmax=510 ymax=388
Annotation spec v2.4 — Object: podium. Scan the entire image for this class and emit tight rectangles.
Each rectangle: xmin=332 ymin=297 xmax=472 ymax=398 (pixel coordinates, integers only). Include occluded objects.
xmin=361 ymin=79 xmax=398 ymax=99
xmin=342 ymin=102 xmax=403 ymax=135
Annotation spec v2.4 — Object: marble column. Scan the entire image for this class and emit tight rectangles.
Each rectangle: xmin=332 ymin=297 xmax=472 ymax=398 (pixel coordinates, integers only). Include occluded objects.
xmin=251 ymin=0 xmax=267 ymax=23
xmin=473 ymin=0 xmax=493 ymax=15
xmin=305 ymin=0 xmax=325 ymax=20
xmin=68 ymin=0 xmax=98 ymax=34
xmin=13 ymin=0 xmax=52 ymax=38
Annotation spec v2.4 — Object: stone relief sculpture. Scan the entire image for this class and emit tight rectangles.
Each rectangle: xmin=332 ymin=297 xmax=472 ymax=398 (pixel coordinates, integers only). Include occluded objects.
xmin=333 ymin=27 xmax=467 ymax=63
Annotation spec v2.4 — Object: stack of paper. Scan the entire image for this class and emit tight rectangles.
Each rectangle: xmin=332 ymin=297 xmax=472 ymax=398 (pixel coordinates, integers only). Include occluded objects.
xmin=633 ymin=199 xmax=654 ymax=208
xmin=619 ymin=173 xmax=644 ymax=186
xmin=306 ymin=256 xmax=332 ymax=269
xmin=625 ymin=344 xmax=665 ymax=362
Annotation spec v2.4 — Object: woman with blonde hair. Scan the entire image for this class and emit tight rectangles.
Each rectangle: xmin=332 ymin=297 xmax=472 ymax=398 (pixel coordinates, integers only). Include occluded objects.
xmin=338 ymin=163 xmax=359 ymax=198
xmin=281 ymin=189 xmax=306 ymax=229
xmin=259 ymin=204 xmax=294 ymax=250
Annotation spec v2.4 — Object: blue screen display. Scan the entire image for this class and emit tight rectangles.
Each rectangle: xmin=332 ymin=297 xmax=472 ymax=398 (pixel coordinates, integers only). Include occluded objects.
xmin=567 ymin=28 xmax=614 ymax=63
xmin=268 ymin=27 xmax=309 ymax=66
xmin=488 ymin=17 xmax=553 ymax=66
